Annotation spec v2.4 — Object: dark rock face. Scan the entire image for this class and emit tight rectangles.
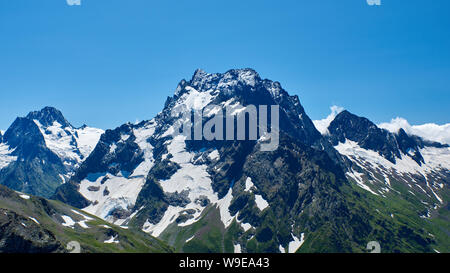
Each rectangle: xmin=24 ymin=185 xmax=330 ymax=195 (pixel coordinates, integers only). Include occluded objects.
xmin=3 ymin=117 xmax=48 ymax=158
xmin=194 ymin=195 xmax=210 ymax=207
xmin=0 ymin=117 xmax=66 ymax=198
xmin=396 ymin=129 xmax=424 ymax=165
xmin=235 ymin=134 xmax=350 ymax=245
xmin=151 ymin=160 xmax=180 ymax=181
xmin=108 ymin=208 xmax=131 ymax=219
xmin=70 ymin=123 xmax=144 ymax=183
xmin=328 ymin=110 xmax=401 ymax=163
xmin=52 ymin=181 xmax=91 ymax=208
xmin=0 ymin=208 xmax=64 ymax=253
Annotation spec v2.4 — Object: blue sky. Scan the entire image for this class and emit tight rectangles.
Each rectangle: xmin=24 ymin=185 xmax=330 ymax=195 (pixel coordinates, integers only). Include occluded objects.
xmin=0 ymin=0 xmax=449 ymax=130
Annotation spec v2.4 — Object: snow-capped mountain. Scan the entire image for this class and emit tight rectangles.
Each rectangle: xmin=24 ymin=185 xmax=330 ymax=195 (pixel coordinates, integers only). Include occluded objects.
xmin=0 ymin=107 xmax=103 ymax=197
xmin=54 ymin=69 xmax=449 ymax=253
xmin=325 ymin=110 xmax=449 ymax=217
xmin=27 ymin=107 xmax=104 ymax=173
xmin=55 ymin=68 xmax=330 ymax=224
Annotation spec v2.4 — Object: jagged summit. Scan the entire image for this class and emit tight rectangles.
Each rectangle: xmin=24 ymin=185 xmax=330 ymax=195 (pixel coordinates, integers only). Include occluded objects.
xmin=328 ymin=110 xmax=414 ymax=164
xmin=175 ymin=68 xmax=285 ymax=99
xmin=26 ymin=106 xmax=72 ymax=128
xmin=190 ymin=68 xmax=261 ymax=87
xmin=167 ymin=68 xmax=324 ymax=150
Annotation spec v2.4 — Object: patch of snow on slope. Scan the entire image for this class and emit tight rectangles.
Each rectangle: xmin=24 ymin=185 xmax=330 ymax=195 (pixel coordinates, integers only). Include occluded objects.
xmin=80 ymin=173 xmax=147 ymax=220
xmin=61 ymin=215 xmax=76 ymax=228
xmin=346 ymin=170 xmax=379 ymax=196
xmin=76 ymin=126 xmax=104 ymax=158
xmin=208 ymin=150 xmax=220 ymax=161
xmin=143 ymin=124 xmax=228 ymax=235
xmin=244 ymin=177 xmax=269 ymax=211
xmin=151 ymin=134 xmax=220 ymax=229
xmin=288 ymin=233 xmax=305 ymax=253
xmin=33 ymin=120 xmax=103 ymax=169
xmin=234 ymin=244 xmax=242 ymax=253
xmin=240 ymin=222 xmax=252 ymax=232
xmin=245 ymin=177 xmax=254 ymax=192
xmin=104 ymin=235 xmax=119 ymax=244
xmin=132 ymin=121 xmax=156 ymax=177
xmin=28 ymin=217 xmax=39 ymax=225
xmin=186 ymin=235 xmax=195 ymax=243
xmin=19 ymin=194 xmax=30 ymax=200
xmin=143 ymin=206 xmax=186 ymax=237
xmin=335 ymin=139 xmax=448 ymax=175
xmin=71 ymin=209 xmax=93 ymax=219
xmin=161 ymin=135 xmax=218 ymax=203
xmin=420 ymin=146 xmax=450 ymax=171
xmin=0 ymin=143 xmax=17 ymax=169
xmin=179 ymin=86 xmax=215 ymax=111
xmin=71 ymin=209 xmax=93 ymax=228
xmin=217 ymin=188 xmax=234 ymax=228
xmin=254 ymin=194 xmax=269 ymax=211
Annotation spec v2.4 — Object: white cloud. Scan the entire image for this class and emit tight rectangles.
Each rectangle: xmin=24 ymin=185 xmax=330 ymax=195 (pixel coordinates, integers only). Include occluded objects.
xmin=313 ymin=105 xmax=345 ymax=135
xmin=379 ymin=117 xmax=450 ymax=145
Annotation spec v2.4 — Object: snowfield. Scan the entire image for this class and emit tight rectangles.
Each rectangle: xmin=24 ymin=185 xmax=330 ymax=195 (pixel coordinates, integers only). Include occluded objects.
xmin=33 ymin=120 xmax=103 ymax=170
xmin=0 ymin=143 xmax=17 ymax=170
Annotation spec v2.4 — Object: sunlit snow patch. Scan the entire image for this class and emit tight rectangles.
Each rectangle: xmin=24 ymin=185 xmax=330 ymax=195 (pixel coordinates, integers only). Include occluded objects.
xmin=288 ymin=233 xmax=305 ymax=253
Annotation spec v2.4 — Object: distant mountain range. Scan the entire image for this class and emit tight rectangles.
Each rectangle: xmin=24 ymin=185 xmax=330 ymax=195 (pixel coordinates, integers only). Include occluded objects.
xmin=0 ymin=69 xmax=448 ymax=253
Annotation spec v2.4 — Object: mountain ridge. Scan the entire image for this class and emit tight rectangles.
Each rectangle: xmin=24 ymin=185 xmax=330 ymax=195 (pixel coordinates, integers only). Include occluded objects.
xmin=51 ymin=68 xmax=449 ymax=253
xmin=0 ymin=69 xmax=448 ymax=252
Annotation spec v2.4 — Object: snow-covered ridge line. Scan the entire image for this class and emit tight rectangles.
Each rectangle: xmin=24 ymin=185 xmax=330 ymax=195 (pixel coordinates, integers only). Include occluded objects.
xmin=335 ymin=139 xmax=450 ymax=176
xmin=335 ymin=139 xmax=448 ymax=203
xmin=0 ymin=143 xmax=17 ymax=170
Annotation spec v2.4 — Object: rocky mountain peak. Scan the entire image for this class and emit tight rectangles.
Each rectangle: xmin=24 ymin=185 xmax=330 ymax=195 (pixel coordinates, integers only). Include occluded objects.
xmin=187 ymin=68 xmax=262 ymax=95
xmin=163 ymin=69 xmax=324 ymax=150
xmin=328 ymin=110 xmax=401 ymax=163
xmin=3 ymin=117 xmax=47 ymax=151
xmin=26 ymin=106 xmax=72 ymax=128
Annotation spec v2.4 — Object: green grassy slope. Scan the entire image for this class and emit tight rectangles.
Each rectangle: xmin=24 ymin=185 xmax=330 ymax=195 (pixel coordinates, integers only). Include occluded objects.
xmin=0 ymin=185 xmax=173 ymax=253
